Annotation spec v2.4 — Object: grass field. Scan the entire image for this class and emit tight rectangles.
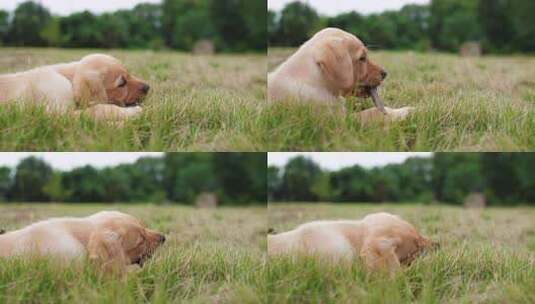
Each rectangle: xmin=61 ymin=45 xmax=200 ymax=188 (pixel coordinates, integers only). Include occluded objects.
xmin=0 ymin=48 xmax=266 ymax=151
xmin=267 ymin=49 xmax=535 ymax=151
xmin=268 ymin=203 xmax=535 ymax=303
xmin=0 ymin=203 xmax=266 ymax=303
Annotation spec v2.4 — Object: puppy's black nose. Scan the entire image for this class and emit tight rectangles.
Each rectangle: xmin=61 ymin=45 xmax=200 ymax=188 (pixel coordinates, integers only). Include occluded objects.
xmin=381 ymin=70 xmax=388 ymax=80
xmin=159 ymin=234 xmax=166 ymax=244
xmin=141 ymin=84 xmax=150 ymax=94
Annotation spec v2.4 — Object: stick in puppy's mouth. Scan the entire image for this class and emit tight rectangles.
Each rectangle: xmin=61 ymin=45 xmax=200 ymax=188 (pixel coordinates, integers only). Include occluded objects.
xmin=354 ymin=85 xmax=388 ymax=115
xmin=366 ymin=86 xmax=387 ymax=115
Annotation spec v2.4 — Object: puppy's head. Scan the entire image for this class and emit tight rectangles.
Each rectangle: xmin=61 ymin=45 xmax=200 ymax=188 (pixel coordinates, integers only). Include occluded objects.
xmin=395 ymin=226 xmax=438 ymax=266
xmin=313 ymin=28 xmax=387 ymax=97
xmin=73 ymin=54 xmax=150 ymax=107
xmin=88 ymin=212 xmax=165 ymax=267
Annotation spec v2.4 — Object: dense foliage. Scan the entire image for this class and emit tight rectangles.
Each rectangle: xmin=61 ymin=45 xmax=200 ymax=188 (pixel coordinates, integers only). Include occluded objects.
xmin=268 ymin=0 xmax=535 ymax=53
xmin=0 ymin=153 xmax=266 ymax=205
xmin=0 ymin=0 xmax=266 ymax=52
xmin=269 ymin=153 xmax=535 ymax=205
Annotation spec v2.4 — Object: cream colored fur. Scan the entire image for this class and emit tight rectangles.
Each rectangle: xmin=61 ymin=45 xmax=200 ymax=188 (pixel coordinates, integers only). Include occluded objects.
xmin=268 ymin=212 xmax=433 ymax=274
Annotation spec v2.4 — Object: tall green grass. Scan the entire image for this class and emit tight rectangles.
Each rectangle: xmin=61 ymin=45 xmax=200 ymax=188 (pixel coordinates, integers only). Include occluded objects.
xmin=268 ymin=245 xmax=534 ymax=303
xmin=1 ymin=247 xmax=265 ymax=304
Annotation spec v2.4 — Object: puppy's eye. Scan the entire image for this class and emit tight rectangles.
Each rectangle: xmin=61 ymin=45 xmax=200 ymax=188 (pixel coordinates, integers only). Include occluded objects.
xmin=117 ymin=77 xmax=127 ymax=88
xmin=359 ymin=55 xmax=367 ymax=62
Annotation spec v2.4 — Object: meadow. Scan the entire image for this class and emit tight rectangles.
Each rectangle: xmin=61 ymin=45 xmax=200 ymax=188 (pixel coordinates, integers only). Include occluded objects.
xmin=267 ymin=49 xmax=535 ymax=151
xmin=268 ymin=203 xmax=535 ymax=303
xmin=0 ymin=48 xmax=266 ymax=151
xmin=0 ymin=203 xmax=266 ymax=304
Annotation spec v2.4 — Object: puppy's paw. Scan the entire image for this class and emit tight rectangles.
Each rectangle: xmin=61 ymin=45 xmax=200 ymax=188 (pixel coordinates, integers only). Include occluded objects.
xmin=356 ymin=106 xmax=414 ymax=124
xmin=388 ymin=106 xmax=415 ymax=121
xmin=126 ymin=264 xmax=142 ymax=273
xmin=124 ymin=106 xmax=143 ymax=118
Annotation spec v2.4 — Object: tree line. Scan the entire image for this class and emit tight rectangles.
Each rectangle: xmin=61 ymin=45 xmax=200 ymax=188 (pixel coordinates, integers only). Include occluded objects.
xmin=0 ymin=153 xmax=266 ymax=205
xmin=269 ymin=153 xmax=535 ymax=205
xmin=0 ymin=0 xmax=266 ymax=52
xmin=268 ymin=0 xmax=535 ymax=53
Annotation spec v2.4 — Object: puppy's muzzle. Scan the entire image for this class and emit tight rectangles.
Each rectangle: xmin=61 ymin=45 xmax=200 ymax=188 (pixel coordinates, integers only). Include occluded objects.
xmin=141 ymin=84 xmax=150 ymax=94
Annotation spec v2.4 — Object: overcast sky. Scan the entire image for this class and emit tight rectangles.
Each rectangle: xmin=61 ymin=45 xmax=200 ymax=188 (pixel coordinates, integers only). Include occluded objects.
xmin=0 ymin=0 xmax=161 ymax=15
xmin=0 ymin=153 xmax=163 ymax=170
xmin=268 ymin=153 xmax=432 ymax=170
xmin=268 ymin=0 xmax=430 ymax=15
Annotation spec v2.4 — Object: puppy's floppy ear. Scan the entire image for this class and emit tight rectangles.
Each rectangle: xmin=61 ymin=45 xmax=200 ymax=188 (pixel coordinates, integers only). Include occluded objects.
xmin=73 ymin=68 xmax=107 ymax=107
xmin=360 ymin=237 xmax=401 ymax=275
xmin=314 ymin=37 xmax=355 ymax=92
xmin=87 ymin=229 xmax=127 ymax=272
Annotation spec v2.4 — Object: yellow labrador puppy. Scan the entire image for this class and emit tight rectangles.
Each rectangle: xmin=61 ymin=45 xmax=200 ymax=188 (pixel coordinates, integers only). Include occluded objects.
xmin=268 ymin=28 xmax=412 ymax=122
xmin=0 ymin=211 xmax=165 ymax=272
xmin=0 ymin=54 xmax=150 ymax=121
xmin=268 ymin=212 xmax=434 ymax=274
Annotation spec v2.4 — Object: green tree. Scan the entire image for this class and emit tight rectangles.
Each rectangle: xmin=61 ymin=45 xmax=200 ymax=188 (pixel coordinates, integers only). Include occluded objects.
xmin=268 ymin=10 xmax=278 ymax=46
xmin=164 ymin=153 xmax=217 ymax=203
xmin=429 ymin=0 xmax=482 ymax=51
xmin=327 ymin=11 xmax=366 ymax=39
xmin=236 ymin=153 xmax=267 ymax=204
xmin=43 ymin=171 xmax=70 ymax=202
xmin=478 ymin=0 xmax=514 ymax=52
xmin=277 ymin=1 xmax=320 ymax=46
xmin=330 ymin=165 xmax=373 ymax=202
xmin=432 ymin=153 xmax=483 ymax=203
xmin=60 ymin=11 xmax=102 ymax=48
xmin=100 ymin=165 xmax=132 ymax=202
xmin=124 ymin=3 xmax=163 ymax=49
xmin=10 ymin=157 xmax=53 ymax=202
xmin=512 ymin=153 xmax=535 ymax=202
xmin=162 ymin=0 xmax=214 ymax=51
xmin=97 ymin=12 xmax=130 ymax=48
xmin=128 ymin=157 xmax=166 ymax=202
xmin=394 ymin=5 xmax=431 ymax=50
xmin=364 ymin=13 xmax=399 ymax=49
xmin=268 ymin=166 xmax=281 ymax=201
xmin=40 ymin=16 xmax=61 ymax=46
xmin=0 ymin=167 xmax=11 ymax=201
xmin=7 ymin=1 xmax=52 ymax=46
xmin=280 ymin=156 xmax=324 ymax=201
xmin=0 ymin=10 xmax=9 ymax=44
xmin=400 ymin=157 xmax=433 ymax=201
xmin=510 ymin=0 xmax=535 ymax=52
xmin=62 ymin=166 xmax=105 ymax=202
xmin=237 ymin=0 xmax=266 ymax=51
xmin=480 ymin=153 xmax=521 ymax=204
xmin=209 ymin=0 xmax=250 ymax=51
